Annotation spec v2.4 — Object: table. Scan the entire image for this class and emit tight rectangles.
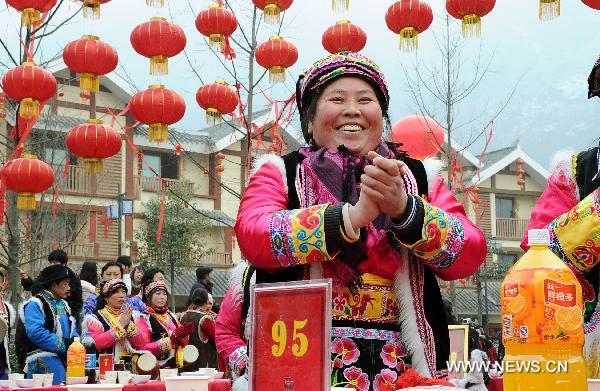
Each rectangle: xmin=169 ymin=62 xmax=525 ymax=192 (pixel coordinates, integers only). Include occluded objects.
xmin=1 ymin=379 xmax=231 ymax=391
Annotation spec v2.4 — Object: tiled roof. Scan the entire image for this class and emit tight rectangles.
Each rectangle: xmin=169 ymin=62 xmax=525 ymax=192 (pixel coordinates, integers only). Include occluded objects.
xmin=168 ymin=267 xmax=232 ymax=300
xmin=198 ymin=209 xmax=235 ymax=227
xmin=442 ymin=281 xmax=502 ymax=316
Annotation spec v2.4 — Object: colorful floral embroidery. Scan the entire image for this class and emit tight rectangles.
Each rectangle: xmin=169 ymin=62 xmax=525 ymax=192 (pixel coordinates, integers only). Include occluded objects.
xmin=373 ymin=369 xmax=397 ymax=391
xmin=228 ymin=346 xmax=248 ymax=377
xmin=331 ymin=338 xmax=360 ymax=368
xmin=408 ymin=200 xmax=465 ymax=270
xmin=380 ymin=341 xmax=407 ymax=371
xmin=342 ymin=367 xmax=370 ymax=391
xmin=269 ymin=204 xmax=331 ymax=266
xmin=332 ymin=327 xmax=402 ymax=342
xmin=332 ymin=284 xmax=399 ymax=323
xmin=156 ymin=337 xmax=171 ymax=356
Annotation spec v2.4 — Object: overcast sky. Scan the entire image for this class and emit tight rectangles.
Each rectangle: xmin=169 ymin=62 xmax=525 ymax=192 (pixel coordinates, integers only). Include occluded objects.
xmin=1 ymin=0 xmax=599 ymax=166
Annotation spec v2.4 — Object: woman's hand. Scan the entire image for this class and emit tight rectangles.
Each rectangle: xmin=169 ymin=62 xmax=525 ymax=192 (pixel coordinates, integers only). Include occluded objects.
xmin=360 ymin=151 xmax=408 ymax=220
xmin=118 ymin=305 xmax=132 ymax=329
xmin=349 ymin=176 xmax=381 ymax=230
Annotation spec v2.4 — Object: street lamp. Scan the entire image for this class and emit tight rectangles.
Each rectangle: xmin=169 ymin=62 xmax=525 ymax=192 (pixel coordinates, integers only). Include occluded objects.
xmin=108 ymin=187 xmax=134 ymax=256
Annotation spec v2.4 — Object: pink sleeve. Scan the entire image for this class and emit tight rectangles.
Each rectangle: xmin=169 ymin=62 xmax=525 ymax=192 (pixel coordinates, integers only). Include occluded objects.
xmin=130 ymin=314 xmax=171 ymax=356
xmin=215 ymin=288 xmax=248 ymax=376
xmin=520 ymin=172 xmax=579 ymax=251
xmin=87 ymin=318 xmax=119 ymax=351
xmin=426 ymin=176 xmax=488 ymax=280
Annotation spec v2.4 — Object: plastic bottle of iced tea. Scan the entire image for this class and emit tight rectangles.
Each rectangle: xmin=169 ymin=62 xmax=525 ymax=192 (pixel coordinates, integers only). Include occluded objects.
xmin=501 ymin=229 xmax=586 ymax=390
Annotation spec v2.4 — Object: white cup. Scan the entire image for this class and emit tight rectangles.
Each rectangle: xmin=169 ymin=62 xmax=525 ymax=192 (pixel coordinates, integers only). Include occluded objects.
xmin=104 ymin=371 xmax=118 ymax=383
xmin=31 ymin=375 xmax=44 ymax=388
xmin=8 ymin=373 xmax=24 ymax=389
xmin=159 ymin=368 xmax=178 ymax=380
xmin=117 ymin=371 xmax=131 ymax=385
xmin=43 ymin=373 xmax=54 ymax=387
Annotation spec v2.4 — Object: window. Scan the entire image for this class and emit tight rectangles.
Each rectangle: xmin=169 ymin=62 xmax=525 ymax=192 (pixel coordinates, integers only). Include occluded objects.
xmin=499 ymin=253 xmax=517 ymax=268
xmin=45 ymin=147 xmax=68 ymax=165
xmin=496 ymin=197 xmax=515 ymax=218
xmin=35 ymin=213 xmax=79 ymax=243
xmin=143 ymin=155 xmax=161 ymax=177
xmin=141 ymin=153 xmax=178 ymax=179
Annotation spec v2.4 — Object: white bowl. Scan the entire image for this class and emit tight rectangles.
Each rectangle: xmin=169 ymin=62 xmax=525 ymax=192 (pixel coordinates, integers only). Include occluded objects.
xmin=16 ymin=379 xmax=36 ymax=388
xmin=214 ymin=371 xmax=224 ymax=379
xmin=164 ymin=376 xmax=209 ymax=391
xmin=131 ymin=375 xmax=151 ymax=385
xmin=0 ymin=380 xmax=9 ymax=388
xmin=66 ymin=384 xmax=124 ymax=391
xmin=68 ymin=377 xmax=89 ymax=385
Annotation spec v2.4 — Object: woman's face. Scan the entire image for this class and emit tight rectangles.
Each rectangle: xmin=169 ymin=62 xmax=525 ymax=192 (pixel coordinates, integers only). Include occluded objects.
xmin=106 ymin=288 xmax=127 ymax=309
xmin=133 ymin=268 xmax=144 ymax=284
xmin=150 ymin=290 xmax=168 ymax=308
xmin=310 ymin=77 xmax=384 ymax=156
xmin=102 ymin=266 xmax=122 ymax=281
xmin=153 ymin=272 xmax=166 ymax=283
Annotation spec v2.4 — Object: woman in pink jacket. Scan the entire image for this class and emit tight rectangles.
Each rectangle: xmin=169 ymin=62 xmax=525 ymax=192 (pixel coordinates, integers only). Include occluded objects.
xmin=217 ymin=51 xmax=487 ymax=390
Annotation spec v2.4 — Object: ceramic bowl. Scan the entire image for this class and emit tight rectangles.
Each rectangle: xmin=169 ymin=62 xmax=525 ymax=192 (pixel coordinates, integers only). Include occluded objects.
xmin=68 ymin=377 xmax=88 ymax=385
xmin=131 ymin=375 xmax=151 ymax=385
xmin=16 ymin=379 xmax=36 ymax=388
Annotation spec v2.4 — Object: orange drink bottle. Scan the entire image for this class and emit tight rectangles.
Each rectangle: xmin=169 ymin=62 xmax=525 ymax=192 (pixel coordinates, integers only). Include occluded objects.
xmin=501 ymin=229 xmax=587 ymax=390
xmin=66 ymin=336 xmax=87 ymax=380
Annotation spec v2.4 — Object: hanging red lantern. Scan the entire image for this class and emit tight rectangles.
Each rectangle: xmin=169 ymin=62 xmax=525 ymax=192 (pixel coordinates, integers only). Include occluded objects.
xmin=446 ymin=0 xmax=496 ymax=37
xmin=3 ymin=154 xmax=55 ymax=210
xmin=196 ymin=80 xmax=239 ymax=124
xmin=63 ymin=35 xmax=118 ymax=93
xmin=582 ymin=0 xmax=600 ymax=9
xmin=2 ymin=62 xmax=57 ymax=119
xmin=515 ymin=158 xmax=526 ymax=191
xmin=472 ymin=278 xmax=478 ymax=285
xmin=65 ymin=119 xmax=122 ymax=174
xmin=0 ymin=109 xmax=6 ymax=121
xmin=459 ymin=278 xmax=467 ymax=285
xmin=255 ymin=36 xmax=298 ymax=83
xmin=175 ymin=144 xmax=184 ymax=156
xmin=129 ymin=85 xmax=186 ymax=144
xmin=390 ymin=115 xmax=445 ymax=160
xmin=322 ymin=20 xmax=367 ymax=54
xmin=539 ymin=0 xmax=559 ymax=20
xmin=195 ymin=3 xmax=238 ymax=50
xmin=80 ymin=90 xmax=91 ymax=101
xmin=130 ymin=17 xmax=187 ymax=75
xmin=203 ymin=170 xmax=209 ymax=175
xmin=385 ymin=0 xmax=433 ymax=52
xmin=5 ymin=0 xmax=57 ymax=27
xmin=252 ymin=0 xmax=293 ymax=24
xmin=517 ymin=177 xmax=526 ymax=190
xmin=79 ymin=0 xmax=111 ymax=19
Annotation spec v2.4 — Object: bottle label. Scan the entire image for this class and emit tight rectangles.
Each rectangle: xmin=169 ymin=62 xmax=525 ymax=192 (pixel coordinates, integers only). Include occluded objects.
xmin=504 ymin=282 xmax=519 ymax=298
xmin=544 ymin=279 xmax=576 ymax=307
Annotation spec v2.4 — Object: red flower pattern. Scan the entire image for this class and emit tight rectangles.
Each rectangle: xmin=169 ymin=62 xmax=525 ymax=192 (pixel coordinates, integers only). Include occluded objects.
xmin=343 ymin=367 xmax=370 ymax=391
xmin=331 ymin=337 xmax=360 ymax=367
xmin=333 ymin=294 xmax=348 ymax=312
xmin=373 ymin=369 xmax=398 ymax=391
xmin=297 ymin=206 xmax=322 ymax=230
xmin=380 ymin=341 xmax=407 ymax=370
xmin=306 ymin=249 xmax=327 ymax=263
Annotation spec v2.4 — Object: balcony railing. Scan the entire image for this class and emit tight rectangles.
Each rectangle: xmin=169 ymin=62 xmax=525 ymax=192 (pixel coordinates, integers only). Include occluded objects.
xmin=199 ymin=252 xmax=233 ymax=267
xmin=53 ymin=164 xmax=92 ymax=194
xmin=20 ymin=240 xmax=95 ymax=273
xmin=136 ymin=176 xmax=195 ymax=195
xmin=496 ymin=218 xmax=530 ymax=240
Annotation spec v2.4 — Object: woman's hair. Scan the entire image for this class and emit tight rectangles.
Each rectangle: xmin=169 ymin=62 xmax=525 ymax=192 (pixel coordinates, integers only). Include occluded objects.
xmin=299 ymin=84 xmax=392 ymax=145
xmin=190 ymin=287 xmax=209 ymax=307
xmin=131 ymin=265 xmax=144 ymax=281
xmin=79 ymin=261 xmax=98 ymax=286
xmin=141 ymin=267 xmax=165 ymax=288
xmin=101 ymin=261 xmax=123 ymax=279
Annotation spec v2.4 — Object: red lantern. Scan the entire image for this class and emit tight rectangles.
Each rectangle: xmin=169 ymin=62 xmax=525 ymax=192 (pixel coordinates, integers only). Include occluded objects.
xmin=65 ymin=119 xmax=122 ymax=174
xmin=130 ymin=17 xmax=187 ymax=75
xmin=80 ymin=90 xmax=92 ymax=101
xmin=3 ymin=154 xmax=55 ymax=210
xmin=539 ymin=0 xmax=559 ymax=20
xmin=5 ymin=0 xmax=57 ymax=26
xmin=196 ymin=80 xmax=239 ymax=124
xmin=175 ymin=144 xmax=184 ymax=156
xmin=79 ymin=0 xmax=111 ymax=19
xmin=582 ymin=0 xmax=600 ymax=9
xmin=459 ymin=278 xmax=467 ymax=285
xmin=0 ymin=109 xmax=6 ymax=121
xmin=129 ymin=85 xmax=186 ymax=144
xmin=255 ymin=36 xmax=298 ymax=83
xmin=252 ymin=0 xmax=293 ymax=24
xmin=63 ymin=35 xmax=118 ymax=93
xmin=195 ymin=4 xmax=238 ymax=49
xmin=385 ymin=0 xmax=433 ymax=51
xmin=322 ymin=20 xmax=367 ymax=54
xmin=0 ymin=93 xmax=6 ymax=109
xmin=203 ymin=170 xmax=209 ymax=175
xmin=517 ymin=177 xmax=526 ymax=190
xmin=446 ymin=0 xmax=496 ymax=37
xmin=390 ymin=115 xmax=445 ymax=160
xmin=2 ymin=62 xmax=57 ymax=119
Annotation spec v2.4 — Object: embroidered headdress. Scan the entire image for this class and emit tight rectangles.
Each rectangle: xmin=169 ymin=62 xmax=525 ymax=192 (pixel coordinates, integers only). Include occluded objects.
xmin=100 ymin=278 xmax=128 ymax=297
xmin=589 ymin=55 xmax=600 ymax=99
xmin=144 ymin=281 xmax=168 ymax=300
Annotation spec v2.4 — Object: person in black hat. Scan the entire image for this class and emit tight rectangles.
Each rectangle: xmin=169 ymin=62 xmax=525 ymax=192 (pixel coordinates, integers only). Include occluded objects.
xmin=17 ymin=264 xmax=79 ymax=384
xmin=186 ymin=266 xmax=218 ymax=311
xmin=521 ymin=55 xmax=600 ymax=378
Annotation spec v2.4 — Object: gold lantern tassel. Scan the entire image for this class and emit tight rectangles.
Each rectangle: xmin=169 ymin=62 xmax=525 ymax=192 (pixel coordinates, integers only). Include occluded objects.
xmin=150 ymin=55 xmax=168 ymax=75
xmin=462 ymin=14 xmax=481 ymax=38
xmin=19 ymin=98 xmax=40 ymax=119
xmin=263 ymin=4 xmax=282 ymax=25
xmin=206 ymin=108 xmax=223 ymax=125
xmin=82 ymin=1 xmax=101 ymax=19
xmin=539 ymin=0 xmax=560 ymax=21
xmin=399 ymin=27 xmax=418 ymax=52
xmin=209 ymin=34 xmax=226 ymax=50
xmin=145 ymin=0 xmax=165 ymax=7
xmin=84 ymin=158 xmax=104 ymax=175
xmin=80 ymin=72 xmax=100 ymax=92
xmin=331 ymin=0 xmax=349 ymax=12
xmin=21 ymin=8 xmax=41 ymax=27
xmin=268 ymin=66 xmax=286 ymax=83
xmin=149 ymin=123 xmax=168 ymax=144
xmin=17 ymin=193 xmax=36 ymax=210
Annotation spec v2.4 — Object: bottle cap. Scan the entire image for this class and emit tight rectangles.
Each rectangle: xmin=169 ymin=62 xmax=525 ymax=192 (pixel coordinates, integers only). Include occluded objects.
xmin=528 ymin=229 xmax=550 ymax=246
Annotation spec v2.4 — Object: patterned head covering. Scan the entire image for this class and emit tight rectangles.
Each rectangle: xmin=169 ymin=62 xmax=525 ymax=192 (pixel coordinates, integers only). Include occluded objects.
xmin=143 ymin=281 xmax=168 ymax=300
xmin=589 ymin=55 xmax=600 ymax=99
xmin=100 ymin=278 xmax=128 ymax=297
xmin=296 ymin=51 xmax=390 ymax=123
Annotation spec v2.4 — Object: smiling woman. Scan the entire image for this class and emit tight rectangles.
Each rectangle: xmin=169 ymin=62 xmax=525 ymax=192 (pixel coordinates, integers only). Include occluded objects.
xmin=216 ymin=51 xmax=488 ymax=389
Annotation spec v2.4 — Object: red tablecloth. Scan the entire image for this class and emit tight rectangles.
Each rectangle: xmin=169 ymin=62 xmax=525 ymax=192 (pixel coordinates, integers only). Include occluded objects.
xmin=487 ymin=376 xmax=503 ymax=391
xmin=123 ymin=381 xmax=165 ymax=391
xmin=1 ymin=379 xmax=231 ymax=391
